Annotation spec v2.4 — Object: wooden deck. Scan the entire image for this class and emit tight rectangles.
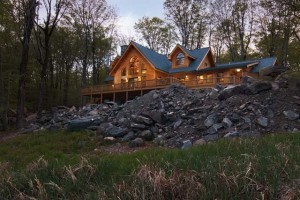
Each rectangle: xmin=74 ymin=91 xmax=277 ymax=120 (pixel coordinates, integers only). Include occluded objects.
xmin=81 ymin=76 xmax=240 ymax=102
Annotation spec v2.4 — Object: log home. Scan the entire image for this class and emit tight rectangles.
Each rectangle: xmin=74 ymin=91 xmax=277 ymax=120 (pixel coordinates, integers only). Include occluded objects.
xmin=82 ymin=41 xmax=279 ymax=103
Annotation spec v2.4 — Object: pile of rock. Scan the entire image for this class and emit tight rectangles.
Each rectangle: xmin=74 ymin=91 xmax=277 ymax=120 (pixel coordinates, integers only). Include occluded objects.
xmin=27 ymin=76 xmax=300 ymax=148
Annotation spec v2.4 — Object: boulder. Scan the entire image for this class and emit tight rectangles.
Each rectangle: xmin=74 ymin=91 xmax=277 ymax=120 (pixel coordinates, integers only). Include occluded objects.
xmin=130 ymin=123 xmax=146 ymax=130
xmin=129 ymin=138 xmax=144 ymax=148
xmin=245 ymin=81 xmax=272 ymax=95
xmin=283 ymin=110 xmax=299 ymax=121
xmin=256 ymin=117 xmax=268 ymax=127
xmin=122 ymin=131 xmax=135 ymax=141
xmin=218 ymin=85 xmax=243 ymax=100
xmin=68 ymin=116 xmax=102 ymax=131
xmin=181 ymin=140 xmax=192 ymax=149
xmin=204 ymin=114 xmax=217 ymax=128
xmin=222 ymin=117 xmax=233 ymax=128
xmin=139 ymin=130 xmax=154 ymax=141
xmin=106 ymin=126 xmax=128 ymax=137
xmin=193 ymin=139 xmax=206 ymax=146
xmin=131 ymin=115 xmax=153 ymax=125
xmin=173 ymin=119 xmax=183 ymax=129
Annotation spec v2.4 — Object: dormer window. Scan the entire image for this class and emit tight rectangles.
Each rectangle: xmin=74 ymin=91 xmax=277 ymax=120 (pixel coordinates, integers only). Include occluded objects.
xmin=176 ymin=53 xmax=185 ymax=65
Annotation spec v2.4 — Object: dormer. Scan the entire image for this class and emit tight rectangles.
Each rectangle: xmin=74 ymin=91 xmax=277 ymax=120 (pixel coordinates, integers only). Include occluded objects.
xmin=168 ymin=44 xmax=196 ymax=68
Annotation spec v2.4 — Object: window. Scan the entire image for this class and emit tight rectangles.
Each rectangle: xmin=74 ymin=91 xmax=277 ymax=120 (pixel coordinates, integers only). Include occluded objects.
xmin=121 ymin=68 xmax=126 ymax=76
xmin=129 ymin=56 xmax=139 ymax=75
xmin=206 ymin=74 xmax=213 ymax=83
xmin=176 ymin=53 xmax=185 ymax=65
xmin=217 ymin=73 xmax=224 ymax=83
xmin=197 ymin=75 xmax=204 ymax=84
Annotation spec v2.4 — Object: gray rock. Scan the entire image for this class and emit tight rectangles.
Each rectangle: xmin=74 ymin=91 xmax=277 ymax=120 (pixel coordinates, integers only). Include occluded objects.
xmin=153 ymin=135 xmax=165 ymax=146
xmin=173 ymin=119 xmax=183 ymax=129
xmin=139 ymin=130 xmax=154 ymax=141
xmin=68 ymin=116 xmax=102 ymax=131
xmin=203 ymin=133 xmax=219 ymax=141
xmin=214 ymin=84 xmax=224 ymax=91
xmin=143 ymin=110 xmax=166 ymax=124
xmin=130 ymin=123 xmax=146 ymax=129
xmin=218 ymin=85 xmax=243 ymax=100
xmin=245 ymin=81 xmax=272 ymax=95
xmin=283 ymin=110 xmax=299 ymax=121
xmin=131 ymin=115 xmax=153 ymax=125
xmin=204 ymin=114 xmax=217 ymax=128
xmin=256 ymin=117 xmax=268 ymax=127
xmin=207 ymin=123 xmax=223 ymax=134
xmin=88 ymin=110 xmax=98 ymax=116
xmin=222 ymin=117 xmax=233 ymax=128
xmin=129 ymin=138 xmax=144 ymax=148
xmin=209 ymin=88 xmax=219 ymax=99
xmin=106 ymin=126 xmax=128 ymax=137
xmin=122 ymin=131 xmax=135 ymax=141
xmin=181 ymin=140 xmax=192 ymax=149
xmin=224 ymin=130 xmax=240 ymax=138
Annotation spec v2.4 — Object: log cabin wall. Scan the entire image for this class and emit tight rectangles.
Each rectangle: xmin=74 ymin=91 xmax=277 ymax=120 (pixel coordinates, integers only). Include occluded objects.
xmin=112 ymin=46 xmax=157 ymax=84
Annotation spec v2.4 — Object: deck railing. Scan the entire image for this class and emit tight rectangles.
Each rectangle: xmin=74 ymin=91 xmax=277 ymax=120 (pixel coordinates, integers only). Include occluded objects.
xmin=81 ymin=76 xmax=240 ymax=96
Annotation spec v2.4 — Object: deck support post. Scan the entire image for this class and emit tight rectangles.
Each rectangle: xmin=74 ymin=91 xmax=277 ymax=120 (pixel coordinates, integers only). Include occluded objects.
xmin=100 ymin=93 xmax=103 ymax=104
xmin=126 ymin=91 xmax=128 ymax=101
xmin=113 ymin=92 xmax=116 ymax=102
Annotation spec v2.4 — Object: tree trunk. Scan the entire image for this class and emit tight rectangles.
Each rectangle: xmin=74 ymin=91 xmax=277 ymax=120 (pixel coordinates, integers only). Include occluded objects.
xmin=63 ymin=62 xmax=71 ymax=105
xmin=0 ymin=47 xmax=8 ymax=131
xmin=16 ymin=0 xmax=37 ymax=128
xmin=38 ymin=36 xmax=50 ymax=113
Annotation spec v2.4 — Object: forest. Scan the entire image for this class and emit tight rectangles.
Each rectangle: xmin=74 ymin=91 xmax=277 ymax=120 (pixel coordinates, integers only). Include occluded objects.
xmin=0 ymin=0 xmax=299 ymax=130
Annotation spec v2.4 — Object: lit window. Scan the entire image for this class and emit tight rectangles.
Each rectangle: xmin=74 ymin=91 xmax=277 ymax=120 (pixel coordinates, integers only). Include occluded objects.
xmin=197 ymin=75 xmax=204 ymax=84
xmin=129 ymin=56 xmax=139 ymax=75
xmin=217 ymin=73 xmax=224 ymax=83
xmin=176 ymin=53 xmax=185 ymax=65
xmin=207 ymin=74 xmax=213 ymax=83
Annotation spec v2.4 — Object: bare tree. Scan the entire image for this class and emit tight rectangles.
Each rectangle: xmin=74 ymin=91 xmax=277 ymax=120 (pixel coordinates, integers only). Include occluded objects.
xmin=34 ymin=0 xmax=68 ymax=112
xmin=66 ymin=0 xmax=117 ymax=86
xmin=164 ymin=0 xmax=208 ymax=49
xmin=14 ymin=0 xmax=38 ymax=128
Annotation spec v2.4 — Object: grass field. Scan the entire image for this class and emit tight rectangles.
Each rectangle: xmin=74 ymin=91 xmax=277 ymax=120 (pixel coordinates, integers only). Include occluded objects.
xmin=0 ymin=130 xmax=300 ymax=199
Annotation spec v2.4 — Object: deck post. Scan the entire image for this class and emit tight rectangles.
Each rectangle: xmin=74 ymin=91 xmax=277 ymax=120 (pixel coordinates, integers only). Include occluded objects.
xmin=126 ymin=91 xmax=128 ymax=101
xmin=113 ymin=92 xmax=115 ymax=102
xmin=141 ymin=90 xmax=143 ymax=96
xmin=100 ymin=93 xmax=103 ymax=104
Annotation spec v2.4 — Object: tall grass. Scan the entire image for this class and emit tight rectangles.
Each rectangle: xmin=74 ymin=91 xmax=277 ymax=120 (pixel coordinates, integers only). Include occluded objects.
xmin=0 ymin=131 xmax=300 ymax=199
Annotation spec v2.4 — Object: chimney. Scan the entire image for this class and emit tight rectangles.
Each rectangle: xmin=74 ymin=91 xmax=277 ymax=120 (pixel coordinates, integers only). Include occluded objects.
xmin=120 ymin=45 xmax=128 ymax=55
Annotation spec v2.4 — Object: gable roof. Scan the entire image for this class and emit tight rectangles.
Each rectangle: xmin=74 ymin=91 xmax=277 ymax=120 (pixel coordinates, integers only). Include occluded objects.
xmin=168 ymin=44 xmax=196 ymax=60
xmin=132 ymin=42 xmax=171 ymax=73
xmin=214 ymin=57 xmax=277 ymax=73
xmin=169 ymin=47 xmax=211 ymax=74
xmin=250 ymin=57 xmax=277 ymax=73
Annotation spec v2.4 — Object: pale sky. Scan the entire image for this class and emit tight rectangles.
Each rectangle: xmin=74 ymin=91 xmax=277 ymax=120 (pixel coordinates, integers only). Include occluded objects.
xmin=108 ymin=0 xmax=165 ymax=37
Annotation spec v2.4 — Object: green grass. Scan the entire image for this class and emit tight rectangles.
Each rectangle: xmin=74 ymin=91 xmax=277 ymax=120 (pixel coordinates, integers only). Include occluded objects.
xmin=0 ymin=131 xmax=300 ymax=199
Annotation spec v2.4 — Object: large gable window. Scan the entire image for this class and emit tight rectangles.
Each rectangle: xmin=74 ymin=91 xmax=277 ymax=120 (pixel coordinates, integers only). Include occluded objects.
xmin=129 ymin=56 xmax=139 ymax=75
xmin=176 ymin=53 xmax=185 ymax=65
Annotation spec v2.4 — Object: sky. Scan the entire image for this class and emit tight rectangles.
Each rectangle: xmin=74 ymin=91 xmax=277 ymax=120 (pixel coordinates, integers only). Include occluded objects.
xmin=108 ymin=0 xmax=165 ymax=37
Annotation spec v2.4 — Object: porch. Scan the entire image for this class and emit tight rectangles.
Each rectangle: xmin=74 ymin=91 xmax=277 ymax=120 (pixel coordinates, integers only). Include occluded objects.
xmin=81 ymin=76 xmax=241 ymax=103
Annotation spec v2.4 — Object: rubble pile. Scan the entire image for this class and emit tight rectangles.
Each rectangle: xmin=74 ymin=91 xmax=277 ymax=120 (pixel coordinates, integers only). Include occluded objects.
xmin=26 ymin=75 xmax=300 ymax=148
